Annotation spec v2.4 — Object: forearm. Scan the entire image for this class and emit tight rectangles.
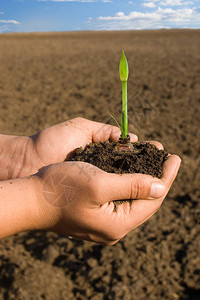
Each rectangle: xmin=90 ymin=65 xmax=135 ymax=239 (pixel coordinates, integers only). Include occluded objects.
xmin=0 ymin=134 xmax=39 ymax=180
xmin=0 ymin=174 xmax=61 ymax=239
xmin=0 ymin=176 xmax=39 ymax=238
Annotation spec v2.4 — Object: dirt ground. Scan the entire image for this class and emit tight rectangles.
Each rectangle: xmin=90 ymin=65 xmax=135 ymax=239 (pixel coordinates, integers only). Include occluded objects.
xmin=0 ymin=30 xmax=199 ymax=300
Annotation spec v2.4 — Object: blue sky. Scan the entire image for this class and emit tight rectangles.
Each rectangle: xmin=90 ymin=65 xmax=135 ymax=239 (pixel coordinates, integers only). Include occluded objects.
xmin=0 ymin=0 xmax=200 ymax=33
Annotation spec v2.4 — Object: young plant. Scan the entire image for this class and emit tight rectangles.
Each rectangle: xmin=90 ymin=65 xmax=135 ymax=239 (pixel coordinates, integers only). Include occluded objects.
xmin=119 ymin=50 xmax=129 ymax=139
xmin=113 ymin=50 xmax=133 ymax=151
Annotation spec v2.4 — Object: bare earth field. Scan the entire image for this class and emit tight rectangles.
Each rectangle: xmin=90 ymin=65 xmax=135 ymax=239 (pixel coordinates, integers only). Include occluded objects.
xmin=0 ymin=30 xmax=199 ymax=299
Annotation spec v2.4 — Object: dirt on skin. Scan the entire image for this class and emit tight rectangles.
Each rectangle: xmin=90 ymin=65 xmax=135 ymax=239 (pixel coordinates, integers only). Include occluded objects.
xmin=0 ymin=30 xmax=200 ymax=300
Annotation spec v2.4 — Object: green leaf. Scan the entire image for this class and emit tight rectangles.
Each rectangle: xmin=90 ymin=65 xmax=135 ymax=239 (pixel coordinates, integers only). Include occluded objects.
xmin=119 ymin=50 xmax=129 ymax=82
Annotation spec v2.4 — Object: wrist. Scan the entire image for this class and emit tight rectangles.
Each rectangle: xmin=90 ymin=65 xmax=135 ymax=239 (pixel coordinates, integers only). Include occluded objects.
xmin=30 ymin=174 xmax=61 ymax=232
xmin=0 ymin=134 xmax=42 ymax=180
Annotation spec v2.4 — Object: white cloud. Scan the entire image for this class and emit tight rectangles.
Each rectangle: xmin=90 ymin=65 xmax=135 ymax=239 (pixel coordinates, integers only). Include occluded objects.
xmin=0 ymin=18 xmax=19 ymax=33
xmin=38 ymin=0 xmax=111 ymax=2
xmin=115 ymin=12 xmax=125 ymax=18
xmin=0 ymin=19 xmax=20 ymax=25
xmin=160 ymin=0 xmax=193 ymax=6
xmin=98 ymin=11 xmax=160 ymax=21
xmin=0 ymin=24 xmax=10 ymax=33
xmin=142 ymin=2 xmax=156 ymax=8
xmin=128 ymin=1 xmax=133 ymax=4
xmin=38 ymin=0 xmax=95 ymax=2
xmin=96 ymin=6 xmax=200 ymax=29
xmin=143 ymin=0 xmax=193 ymax=4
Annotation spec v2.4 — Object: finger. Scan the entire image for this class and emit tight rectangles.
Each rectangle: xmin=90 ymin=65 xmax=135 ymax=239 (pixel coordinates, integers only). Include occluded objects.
xmin=90 ymin=120 xmax=137 ymax=143
xmin=96 ymin=172 xmax=166 ymax=204
xmin=124 ymin=197 xmax=163 ymax=233
xmin=160 ymin=154 xmax=181 ymax=190
xmin=67 ymin=118 xmax=138 ymax=143
xmin=129 ymin=133 xmax=138 ymax=142
xmin=123 ymin=155 xmax=181 ymax=231
xmin=146 ymin=140 xmax=164 ymax=150
xmin=95 ymin=154 xmax=181 ymax=204
xmin=109 ymin=130 xmax=138 ymax=142
xmin=93 ymin=124 xmax=138 ymax=143
xmin=64 ymin=118 xmax=121 ymax=143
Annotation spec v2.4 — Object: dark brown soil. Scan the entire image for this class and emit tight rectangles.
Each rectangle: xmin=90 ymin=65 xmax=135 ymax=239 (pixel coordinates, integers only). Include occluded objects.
xmin=0 ymin=30 xmax=200 ymax=300
xmin=70 ymin=141 xmax=167 ymax=178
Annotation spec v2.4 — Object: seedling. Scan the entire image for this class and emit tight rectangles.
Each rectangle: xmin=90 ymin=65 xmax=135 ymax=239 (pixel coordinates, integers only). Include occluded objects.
xmin=112 ymin=50 xmax=133 ymax=151
xmin=119 ymin=50 xmax=129 ymax=139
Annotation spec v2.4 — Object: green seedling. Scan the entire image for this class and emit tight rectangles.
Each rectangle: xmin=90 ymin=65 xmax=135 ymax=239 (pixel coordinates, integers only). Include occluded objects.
xmin=110 ymin=50 xmax=129 ymax=141
xmin=119 ymin=50 xmax=129 ymax=139
xmin=111 ymin=50 xmax=133 ymax=151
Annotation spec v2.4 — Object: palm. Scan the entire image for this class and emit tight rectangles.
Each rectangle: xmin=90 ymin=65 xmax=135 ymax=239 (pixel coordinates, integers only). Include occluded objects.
xmin=32 ymin=117 xmax=126 ymax=168
xmin=32 ymin=119 xmax=89 ymax=166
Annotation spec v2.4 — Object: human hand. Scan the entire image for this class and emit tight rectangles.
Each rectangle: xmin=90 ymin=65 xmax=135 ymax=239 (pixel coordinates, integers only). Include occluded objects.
xmin=0 ymin=117 xmax=137 ymax=181
xmin=31 ymin=154 xmax=181 ymax=245
xmin=30 ymin=117 xmax=138 ymax=172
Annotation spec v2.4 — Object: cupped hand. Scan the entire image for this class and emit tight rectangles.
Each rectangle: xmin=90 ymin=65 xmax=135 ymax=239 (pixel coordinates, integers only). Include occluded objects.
xmin=29 ymin=117 xmax=138 ymax=175
xmin=32 ymin=154 xmax=181 ymax=245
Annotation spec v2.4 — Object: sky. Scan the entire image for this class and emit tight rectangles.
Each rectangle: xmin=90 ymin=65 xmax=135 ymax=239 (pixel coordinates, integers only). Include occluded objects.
xmin=0 ymin=0 xmax=200 ymax=33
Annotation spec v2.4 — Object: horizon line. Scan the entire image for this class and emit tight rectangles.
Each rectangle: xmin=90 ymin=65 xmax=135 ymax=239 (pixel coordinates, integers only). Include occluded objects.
xmin=1 ymin=27 xmax=200 ymax=36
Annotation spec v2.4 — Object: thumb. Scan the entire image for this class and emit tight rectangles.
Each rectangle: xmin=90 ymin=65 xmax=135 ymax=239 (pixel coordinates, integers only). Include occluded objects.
xmin=97 ymin=173 xmax=166 ymax=203
xmin=97 ymin=154 xmax=180 ymax=203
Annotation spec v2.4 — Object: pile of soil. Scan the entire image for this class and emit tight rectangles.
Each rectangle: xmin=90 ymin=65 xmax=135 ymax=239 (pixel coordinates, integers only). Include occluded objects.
xmin=0 ymin=30 xmax=199 ymax=300
xmin=70 ymin=141 xmax=167 ymax=178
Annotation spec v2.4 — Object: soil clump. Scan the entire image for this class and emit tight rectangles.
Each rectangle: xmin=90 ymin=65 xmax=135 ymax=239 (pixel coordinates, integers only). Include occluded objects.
xmin=70 ymin=140 xmax=167 ymax=178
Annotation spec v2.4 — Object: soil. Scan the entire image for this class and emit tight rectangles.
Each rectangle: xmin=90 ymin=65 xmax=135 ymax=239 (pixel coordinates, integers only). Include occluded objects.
xmin=70 ymin=141 xmax=167 ymax=178
xmin=0 ymin=30 xmax=200 ymax=300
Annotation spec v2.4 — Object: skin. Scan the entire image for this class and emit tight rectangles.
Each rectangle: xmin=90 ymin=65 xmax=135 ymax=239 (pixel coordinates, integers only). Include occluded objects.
xmin=0 ymin=117 xmax=138 ymax=180
xmin=0 ymin=118 xmax=181 ymax=244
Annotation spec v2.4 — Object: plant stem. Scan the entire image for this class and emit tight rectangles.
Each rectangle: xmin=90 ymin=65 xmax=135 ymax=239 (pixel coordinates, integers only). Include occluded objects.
xmin=121 ymin=81 xmax=128 ymax=138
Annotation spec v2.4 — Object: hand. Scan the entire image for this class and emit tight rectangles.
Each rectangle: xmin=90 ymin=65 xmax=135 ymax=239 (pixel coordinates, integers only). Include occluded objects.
xmin=0 ymin=117 xmax=137 ymax=180
xmin=30 ymin=117 xmax=138 ymax=172
xmin=31 ymin=154 xmax=181 ymax=245
xmin=0 ymin=117 xmax=136 ymax=180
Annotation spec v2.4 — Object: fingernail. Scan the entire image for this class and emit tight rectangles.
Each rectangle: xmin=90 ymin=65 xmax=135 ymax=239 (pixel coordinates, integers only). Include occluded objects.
xmin=150 ymin=182 xmax=165 ymax=199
